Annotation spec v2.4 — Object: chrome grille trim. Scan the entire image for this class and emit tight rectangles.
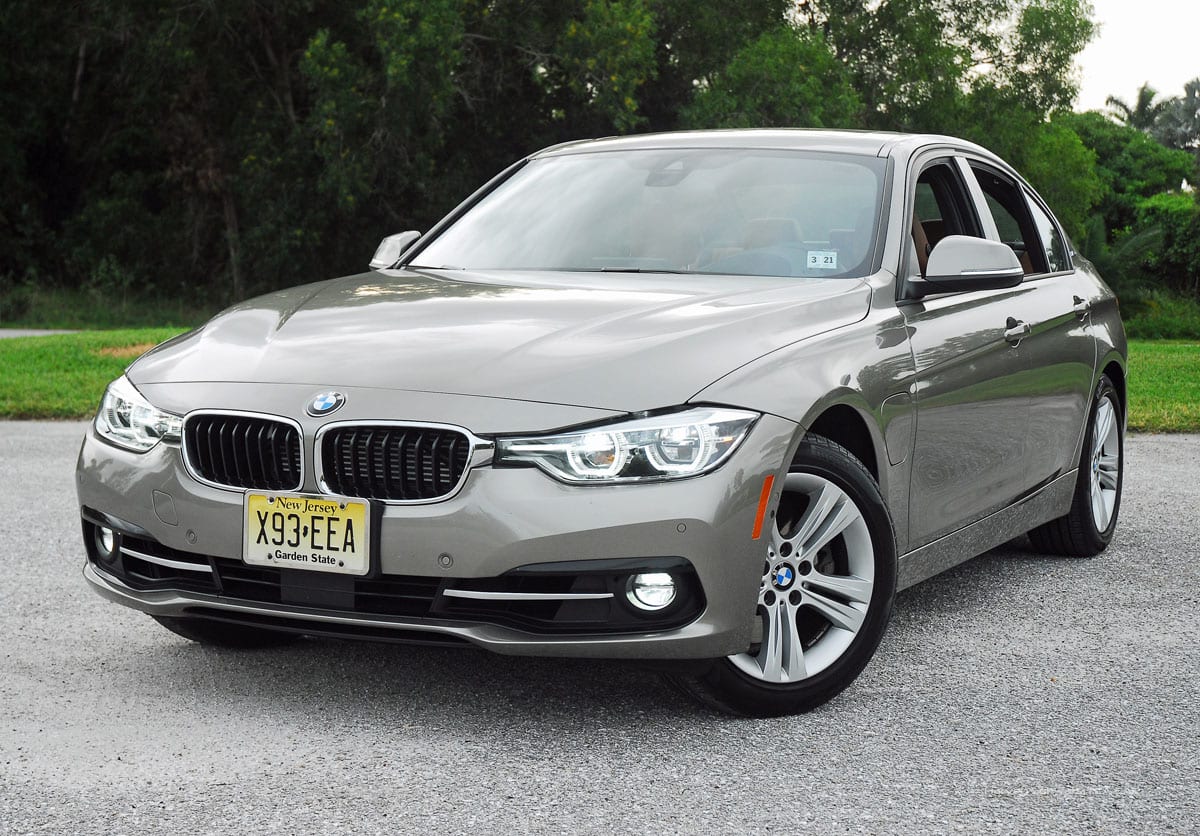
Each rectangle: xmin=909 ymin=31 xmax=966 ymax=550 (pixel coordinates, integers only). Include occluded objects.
xmin=315 ymin=421 xmax=492 ymax=505
xmin=121 ymin=546 xmax=213 ymax=574
xmin=182 ymin=410 xmax=304 ymax=492
xmin=441 ymin=589 xmax=614 ymax=601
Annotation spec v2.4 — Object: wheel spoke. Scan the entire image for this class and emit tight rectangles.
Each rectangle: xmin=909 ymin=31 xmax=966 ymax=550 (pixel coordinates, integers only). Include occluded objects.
xmin=1098 ymin=460 xmax=1119 ymax=491
xmin=755 ymin=600 xmax=806 ymax=682
xmin=1094 ymin=402 xmax=1115 ymax=455
xmin=782 ymin=482 xmax=839 ymax=552
xmin=804 ymin=569 xmax=873 ymax=605
xmin=787 ymin=484 xmax=862 ymax=562
xmin=803 ymin=587 xmax=866 ymax=633
xmin=1090 ymin=473 xmax=1109 ymax=529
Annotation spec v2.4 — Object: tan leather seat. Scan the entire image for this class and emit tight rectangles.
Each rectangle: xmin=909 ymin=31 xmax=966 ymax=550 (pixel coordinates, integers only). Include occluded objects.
xmin=743 ymin=218 xmax=802 ymax=249
xmin=911 ymin=210 xmax=931 ymax=277
xmin=922 ymin=219 xmax=946 ymax=250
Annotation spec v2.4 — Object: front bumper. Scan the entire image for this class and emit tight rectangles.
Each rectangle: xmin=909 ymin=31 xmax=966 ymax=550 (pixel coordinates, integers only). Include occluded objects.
xmin=77 ymin=407 xmax=799 ymax=659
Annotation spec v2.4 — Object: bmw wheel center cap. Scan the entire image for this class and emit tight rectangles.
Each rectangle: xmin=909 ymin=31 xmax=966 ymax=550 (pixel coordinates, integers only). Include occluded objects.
xmin=306 ymin=391 xmax=346 ymax=417
xmin=771 ymin=563 xmax=796 ymax=590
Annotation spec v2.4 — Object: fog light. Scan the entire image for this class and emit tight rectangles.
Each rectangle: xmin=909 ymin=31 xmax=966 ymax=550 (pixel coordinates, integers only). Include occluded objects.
xmin=626 ymin=572 xmax=677 ymax=611
xmin=95 ymin=526 xmax=118 ymax=561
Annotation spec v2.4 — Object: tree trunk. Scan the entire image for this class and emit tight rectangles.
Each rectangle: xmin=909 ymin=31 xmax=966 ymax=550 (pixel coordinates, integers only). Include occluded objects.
xmin=222 ymin=191 xmax=243 ymax=302
xmin=63 ymin=38 xmax=88 ymax=141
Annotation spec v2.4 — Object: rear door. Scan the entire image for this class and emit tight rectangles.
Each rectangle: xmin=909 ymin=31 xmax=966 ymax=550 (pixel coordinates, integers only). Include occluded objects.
xmin=964 ymin=162 xmax=1097 ymax=487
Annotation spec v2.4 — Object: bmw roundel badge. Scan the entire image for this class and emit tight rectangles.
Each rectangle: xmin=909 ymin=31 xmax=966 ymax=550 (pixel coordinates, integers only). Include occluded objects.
xmin=771 ymin=563 xmax=796 ymax=591
xmin=306 ymin=391 xmax=346 ymax=417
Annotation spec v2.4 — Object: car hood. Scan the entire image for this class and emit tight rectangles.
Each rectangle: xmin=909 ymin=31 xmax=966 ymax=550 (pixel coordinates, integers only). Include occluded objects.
xmin=129 ymin=269 xmax=871 ymax=412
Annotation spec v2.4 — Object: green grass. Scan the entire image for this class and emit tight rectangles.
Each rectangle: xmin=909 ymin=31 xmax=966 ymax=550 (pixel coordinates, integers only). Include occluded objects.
xmin=0 ymin=331 xmax=1196 ymax=432
xmin=0 ymin=329 xmax=185 ymax=419
xmin=1126 ymin=339 xmax=1200 ymax=433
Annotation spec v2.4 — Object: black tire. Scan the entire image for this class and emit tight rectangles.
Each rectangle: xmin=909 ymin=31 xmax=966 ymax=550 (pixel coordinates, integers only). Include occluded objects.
xmin=152 ymin=615 xmax=300 ymax=648
xmin=667 ymin=434 xmax=897 ymax=717
xmin=1028 ymin=375 xmax=1123 ymax=557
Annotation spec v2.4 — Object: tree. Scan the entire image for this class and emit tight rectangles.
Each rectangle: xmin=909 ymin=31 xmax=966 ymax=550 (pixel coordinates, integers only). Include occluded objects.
xmin=1133 ymin=192 xmax=1200 ymax=295
xmin=0 ymin=0 xmax=1106 ymax=313
xmin=790 ymin=0 xmax=1096 ymax=133
xmin=1017 ymin=120 xmax=1103 ymax=242
xmin=681 ymin=27 xmax=862 ymax=129
xmin=1056 ymin=111 xmax=1196 ymax=234
xmin=1106 ymin=83 xmax=1169 ymax=132
xmin=1152 ymin=78 xmax=1200 ymax=159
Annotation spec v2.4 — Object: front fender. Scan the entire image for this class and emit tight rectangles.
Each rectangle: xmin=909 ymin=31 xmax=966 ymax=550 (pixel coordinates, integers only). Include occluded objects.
xmin=691 ymin=303 xmax=917 ymax=551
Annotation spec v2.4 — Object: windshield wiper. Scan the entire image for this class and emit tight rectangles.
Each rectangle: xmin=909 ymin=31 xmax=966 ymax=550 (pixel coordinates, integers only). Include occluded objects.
xmin=405 ymin=265 xmax=692 ymax=274
xmin=595 ymin=267 xmax=690 ymax=274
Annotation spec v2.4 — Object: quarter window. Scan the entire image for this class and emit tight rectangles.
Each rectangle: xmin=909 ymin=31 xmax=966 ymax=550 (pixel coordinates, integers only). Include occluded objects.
xmin=1026 ymin=195 xmax=1070 ymax=273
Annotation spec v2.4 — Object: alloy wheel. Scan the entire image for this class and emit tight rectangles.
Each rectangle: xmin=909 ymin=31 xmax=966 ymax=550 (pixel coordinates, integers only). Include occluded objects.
xmin=1089 ymin=396 xmax=1121 ymax=532
xmin=729 ymin=472 xmax=875 ymax=683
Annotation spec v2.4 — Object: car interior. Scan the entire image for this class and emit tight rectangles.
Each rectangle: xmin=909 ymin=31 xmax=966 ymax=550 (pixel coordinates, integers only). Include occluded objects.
xmin=909 ymin=159 xmax=1066 ymax=281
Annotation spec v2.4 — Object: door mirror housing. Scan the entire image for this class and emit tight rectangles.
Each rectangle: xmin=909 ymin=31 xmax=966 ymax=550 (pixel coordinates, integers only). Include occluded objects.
xmin=908 ymin=235 xmax=1024 ymax=298
xmin=369 ymin=230 xmax=422 ymax=270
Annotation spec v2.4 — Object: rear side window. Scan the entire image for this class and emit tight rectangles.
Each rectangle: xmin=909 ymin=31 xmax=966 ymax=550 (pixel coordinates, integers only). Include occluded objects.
xmin=1026 ymin=194 xmax=1071 ymax=273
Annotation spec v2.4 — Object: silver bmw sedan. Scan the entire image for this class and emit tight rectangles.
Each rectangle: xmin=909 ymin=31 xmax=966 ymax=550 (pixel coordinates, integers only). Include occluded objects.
xmin=77 ymin=130 xmax=1126 ymax=716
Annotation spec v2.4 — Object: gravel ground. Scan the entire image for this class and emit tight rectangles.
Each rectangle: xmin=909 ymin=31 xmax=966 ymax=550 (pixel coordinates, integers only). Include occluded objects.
xmin=1 ymin=422 xmax=1197 ymax=835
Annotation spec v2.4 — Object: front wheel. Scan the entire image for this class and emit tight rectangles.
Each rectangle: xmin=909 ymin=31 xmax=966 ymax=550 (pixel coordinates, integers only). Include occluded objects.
xmin=1028 ymin=375 xmax=1123 ymax=556
xmin=669 ymin=434 xmax=897 ymax=717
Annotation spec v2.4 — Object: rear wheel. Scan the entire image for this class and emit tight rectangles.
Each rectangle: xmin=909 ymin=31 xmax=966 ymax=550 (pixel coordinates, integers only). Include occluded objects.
xmin=1028 ymin=375 xmax=1123 ymax=556
xmin=152 ymin=615 xmax=300 ymax=648
xmin=669 ymin=435 xmax=897 ymax=716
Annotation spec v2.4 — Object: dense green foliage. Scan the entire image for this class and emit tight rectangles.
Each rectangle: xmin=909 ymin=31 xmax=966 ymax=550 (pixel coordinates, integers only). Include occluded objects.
xmin=682 ymin=28 xmax=862 ymax=129
xmin=0 ymin=0 xmax=1197 ymax=332
xmin=1059 ymin=111 xmax=1195 ymax=234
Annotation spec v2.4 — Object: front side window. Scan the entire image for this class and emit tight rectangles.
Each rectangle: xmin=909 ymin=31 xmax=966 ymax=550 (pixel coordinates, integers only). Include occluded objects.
xmin=908 ymin=160 xmax=982 ymax=278
xmin=410 ymin=149 xmax=887 ymax=279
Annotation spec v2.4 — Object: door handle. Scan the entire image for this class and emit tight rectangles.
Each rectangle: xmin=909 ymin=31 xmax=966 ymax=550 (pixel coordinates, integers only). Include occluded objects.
xmin=1004 ymin=317 xmax=1031 ymax=344
xmin=1072 ymin=295 xmax=1091 ymax=319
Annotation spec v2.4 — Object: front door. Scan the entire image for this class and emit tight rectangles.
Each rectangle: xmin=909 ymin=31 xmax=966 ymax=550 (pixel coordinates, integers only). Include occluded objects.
xmin=900 ymin=157 xmax=1033 ymax=549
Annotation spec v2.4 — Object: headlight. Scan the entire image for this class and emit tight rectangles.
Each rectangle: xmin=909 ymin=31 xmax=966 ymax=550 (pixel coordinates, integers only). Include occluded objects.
xmin=495 ymin=407 xmax=758 ymax=483
xmin=94 ymin=375 xmax=182 ymax=452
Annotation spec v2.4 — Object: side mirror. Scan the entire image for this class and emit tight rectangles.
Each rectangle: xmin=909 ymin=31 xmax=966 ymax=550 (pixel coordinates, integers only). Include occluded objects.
xmin=909 ymin=235 xmax=1024 ymax=298
xmin=369 ymin=230 xmax=421 ymax=270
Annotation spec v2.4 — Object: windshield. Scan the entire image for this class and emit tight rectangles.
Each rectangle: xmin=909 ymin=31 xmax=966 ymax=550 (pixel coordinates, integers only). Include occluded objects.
xmin=410 ymin=148 xmax=886 ymax=279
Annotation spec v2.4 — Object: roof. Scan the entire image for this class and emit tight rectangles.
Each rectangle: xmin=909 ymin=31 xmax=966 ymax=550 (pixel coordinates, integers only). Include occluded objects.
xmin=532 ymin=128 xmax=996 ymax=162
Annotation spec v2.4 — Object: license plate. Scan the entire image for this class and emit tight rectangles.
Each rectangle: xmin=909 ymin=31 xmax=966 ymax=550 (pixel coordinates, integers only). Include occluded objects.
xmin=242 ymin=492 xmax=371 ymax=576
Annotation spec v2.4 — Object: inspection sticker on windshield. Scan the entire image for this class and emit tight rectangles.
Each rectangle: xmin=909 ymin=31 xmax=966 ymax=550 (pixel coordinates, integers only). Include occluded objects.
xmin=807 ymin=250 xmax=838 ymax=270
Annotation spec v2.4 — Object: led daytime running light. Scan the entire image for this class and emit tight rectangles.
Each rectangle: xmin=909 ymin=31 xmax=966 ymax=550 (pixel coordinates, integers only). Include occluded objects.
xmin=94 ymin=375 xmax=182 ymax=453
xmin=495 ymin=407 xmax=758 ymax=484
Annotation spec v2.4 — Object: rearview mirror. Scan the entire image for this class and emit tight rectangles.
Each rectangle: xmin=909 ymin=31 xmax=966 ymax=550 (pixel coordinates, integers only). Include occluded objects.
xmin=369 ymin=230 xmax=422 ymax=270
xmin=909 ymin=235 xmax=1023 ymax=298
